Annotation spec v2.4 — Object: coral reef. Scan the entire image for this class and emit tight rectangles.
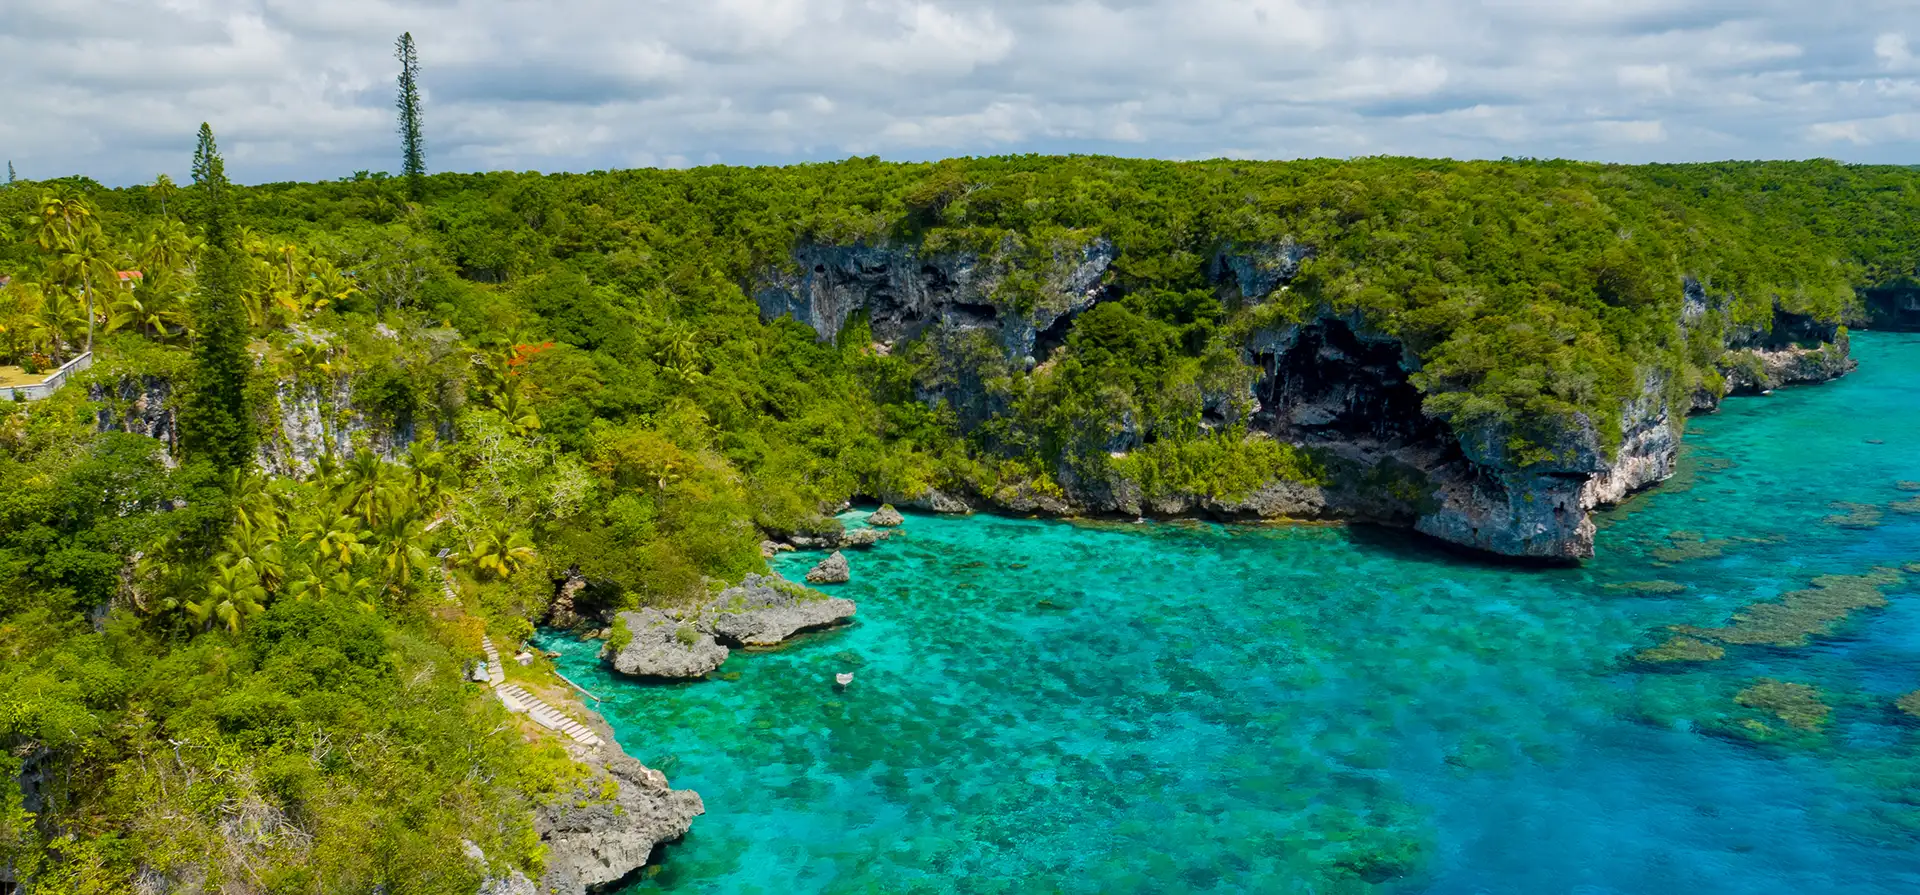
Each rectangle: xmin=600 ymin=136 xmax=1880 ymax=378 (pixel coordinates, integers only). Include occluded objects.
xmin=1676 ymin=569 xmax=1905 ymax=647
xmin=1734 ymin=679 xmax=1831 ymax=731
xmin=1636 ymin=637 xmax=1726 ymax=663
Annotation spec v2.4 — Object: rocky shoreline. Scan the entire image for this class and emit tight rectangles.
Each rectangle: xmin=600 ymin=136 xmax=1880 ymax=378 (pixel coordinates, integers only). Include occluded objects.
xmin=756 ymin=238 xmax=1861 ymax=562
xmin=515 ymin=525 xmax=880 ymax=891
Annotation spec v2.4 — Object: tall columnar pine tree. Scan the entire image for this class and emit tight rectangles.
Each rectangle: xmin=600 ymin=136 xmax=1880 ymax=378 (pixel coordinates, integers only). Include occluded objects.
xmin=179 ymin=123 xmax=257 ymax=473
xmin=6 ymin=161 xmax=15 ymax=185
xmin=395 ymin=32 xmax=426 ymax=201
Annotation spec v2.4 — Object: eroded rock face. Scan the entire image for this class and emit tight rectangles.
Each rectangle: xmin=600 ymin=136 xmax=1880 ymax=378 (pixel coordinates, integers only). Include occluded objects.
xmin=538 ymin=749 xmax=705 ymax=895
xmin=806 ymin=551 xmax=851 ymax=584
xmin=605 ymin=609 xmax=729 ymax=679
xmin=754 ymin=237 xmax=1116 ymax=361
xmin=706 ymin=573 xmax=856 ymax=647
xmin=1212 ymin=240 xmax=1316 ymax=307
xmin=867 ymin=505 xmax=904 ymax=527
xmin=91 ymin=376 xmax=180 ymax=463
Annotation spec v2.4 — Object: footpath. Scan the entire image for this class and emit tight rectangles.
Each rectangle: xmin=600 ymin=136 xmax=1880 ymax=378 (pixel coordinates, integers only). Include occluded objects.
xmin=440 ymin=567 xmax=605 ymax=748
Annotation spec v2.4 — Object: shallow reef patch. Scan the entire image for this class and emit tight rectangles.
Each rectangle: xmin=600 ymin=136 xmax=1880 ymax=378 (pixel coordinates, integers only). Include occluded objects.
xmin=1824 ymin=502 xmax=1885 ymax=529
xmin=1635 ymin=636 xmax=1726 ymax=663
xmin=1674 ymin=569 xmax=1905 ymax=647
xmin=1734 ymin=679 xmax=1831 ymax=732
xmin=1605 ymin=580 xmax=1689 ymax=596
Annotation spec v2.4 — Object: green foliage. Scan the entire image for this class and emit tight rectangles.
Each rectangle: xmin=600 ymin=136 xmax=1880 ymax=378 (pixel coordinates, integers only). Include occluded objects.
xmin=395 ymin=33 xmax=427 ymax=200
xmin=178 ymin=129 xmax=257 ymax=471
xmin=7 ymin=150 xmax=1920 ymax=890
xmin=1110 ymin=430 xmax=1323 ymax=504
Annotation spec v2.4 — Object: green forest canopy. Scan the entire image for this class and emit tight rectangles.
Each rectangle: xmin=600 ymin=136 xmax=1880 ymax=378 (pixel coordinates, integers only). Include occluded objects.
xmin=2 ymin=154 xmax=1918 ymax=889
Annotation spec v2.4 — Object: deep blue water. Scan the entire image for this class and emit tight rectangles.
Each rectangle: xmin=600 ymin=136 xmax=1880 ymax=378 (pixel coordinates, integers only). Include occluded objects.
xmin=545 ymin=332 xmax=1920 ymax=894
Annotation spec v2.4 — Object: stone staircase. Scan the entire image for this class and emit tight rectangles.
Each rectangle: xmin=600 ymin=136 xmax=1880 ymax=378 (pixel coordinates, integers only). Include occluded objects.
xmin=441 ymin=561 xmax=604 ymax=748
xmin=496 ymin=681 xmax=605 ymax=746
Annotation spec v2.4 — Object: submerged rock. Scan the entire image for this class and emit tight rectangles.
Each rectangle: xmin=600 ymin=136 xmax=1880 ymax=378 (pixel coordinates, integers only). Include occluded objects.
xmin=867 ymin=505 xmax=905 ymax=527
xmin=1605 ymin=580 xmax=1689 ymax=596
xmin=538 ymin=748 xmax=705 ymax=895
xmin=706 ymin=574 xmax=856 ymax=647
xmin=840 ymin=527 xmax=890 ymax=549
xmin=1635 ymin=636 xmax=1725 ymax=663
xmin=807 ymin=551 xmax=852 ymax=584
xmin=1734 ymin=679 xmax=1830 ymax=732
xmin=1675 ymin=568 xmax=1905 ymax=647
xmin=605 ymin=609 xmax=729 ymax=679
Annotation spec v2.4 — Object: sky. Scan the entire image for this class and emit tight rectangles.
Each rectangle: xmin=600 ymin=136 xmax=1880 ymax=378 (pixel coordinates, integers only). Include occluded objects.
xmin=4 ymin=0 xmax=1920 ymax=186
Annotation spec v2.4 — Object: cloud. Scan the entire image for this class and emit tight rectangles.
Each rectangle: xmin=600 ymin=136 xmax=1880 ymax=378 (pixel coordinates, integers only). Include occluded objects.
xmin=3 ymin=0 xmax=1920 ymax=185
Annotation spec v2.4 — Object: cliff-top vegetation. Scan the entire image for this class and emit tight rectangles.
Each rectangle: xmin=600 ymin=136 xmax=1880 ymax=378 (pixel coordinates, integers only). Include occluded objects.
xmin=4 ymin=149 xmax=1920 ymax=889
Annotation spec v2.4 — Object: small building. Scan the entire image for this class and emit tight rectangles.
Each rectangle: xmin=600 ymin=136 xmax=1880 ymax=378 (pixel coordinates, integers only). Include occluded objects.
xmin=116 ymin=270 xmax=143 ymax=288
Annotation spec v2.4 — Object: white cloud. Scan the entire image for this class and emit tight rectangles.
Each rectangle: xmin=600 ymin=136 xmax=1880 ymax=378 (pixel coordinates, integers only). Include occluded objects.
xmin=4 ymin=0 xmax=1920 ymax=184
xmin=1618 ymin=64 xmax=1675 ymax=95
xmin=1875 ymin=32 xmax=1913 ymax=70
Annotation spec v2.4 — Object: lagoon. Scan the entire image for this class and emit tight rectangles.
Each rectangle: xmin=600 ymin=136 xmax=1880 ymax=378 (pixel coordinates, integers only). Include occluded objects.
xmin=548 ymin=332 xmax=1920 ymax=894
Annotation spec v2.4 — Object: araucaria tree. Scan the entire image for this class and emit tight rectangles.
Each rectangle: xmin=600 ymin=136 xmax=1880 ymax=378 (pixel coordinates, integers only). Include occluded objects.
xmin=179 ymin=123 xmax=257 ymax=471
xmin=395 ymin=32 xmax=426 ymax=200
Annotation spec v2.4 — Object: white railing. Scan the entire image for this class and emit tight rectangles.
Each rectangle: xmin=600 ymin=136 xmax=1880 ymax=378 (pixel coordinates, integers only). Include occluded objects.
xmin=0 ymin=352 xmax=92 ymax=402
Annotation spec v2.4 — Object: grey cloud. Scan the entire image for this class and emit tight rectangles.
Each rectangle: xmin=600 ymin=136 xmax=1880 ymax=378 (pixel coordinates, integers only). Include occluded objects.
xmin=2 ymin=0 xmax=1920 ymax=186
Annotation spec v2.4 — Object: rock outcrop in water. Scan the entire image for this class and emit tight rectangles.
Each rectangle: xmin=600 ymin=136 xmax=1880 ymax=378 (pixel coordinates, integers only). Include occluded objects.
xmin=757 ymin=239 xmax=1856 ymax=561
xmin=535 ymin=745 xmax=705 ymax=894
xmin=806 ymin=551 xmax=852 ymax=584
xmin=606 ymin=608 xmax=729 ymax=679
xmin=707 ymin=573 xmax=857 ymax=647
xmin=605 ymin=576 xmax=856 ymax=676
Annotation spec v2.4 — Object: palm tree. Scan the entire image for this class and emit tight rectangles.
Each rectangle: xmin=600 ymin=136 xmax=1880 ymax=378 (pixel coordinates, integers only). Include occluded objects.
xmin=24 ymin=193 xmax=111 ymax=353
xmin=300 ymin=514 xmax=369 ymax=569
xmin=137 ymin=218 xmax=197 ymax=278
xmin=403 ymin=439 xmax=452 ymax=506
xmin=151 ymin=174 xmax=177 ymax=217
xmin=490 ymin=384 xmax=541 ymax=437
xmin=303 ymin=259 xmax=359 ymax=317
xmin=336 ymin=452 xmax=396 ymax=527
xmin=197 ymin=562 xmax=268 ymax=633
xmin=371 ymin=512 xmax=431 ymax=594
xmin=464 ymin=521 xmax=535 ymax=580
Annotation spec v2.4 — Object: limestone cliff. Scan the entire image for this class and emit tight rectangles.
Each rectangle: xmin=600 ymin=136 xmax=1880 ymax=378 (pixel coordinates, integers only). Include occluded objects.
xmin=755 ymin=235 xmax=1116 ymax=362
xmin=757 ymin=239 xmax=1854 ymax=561
xmin=91 ymin=372 xmax=410 ymax=472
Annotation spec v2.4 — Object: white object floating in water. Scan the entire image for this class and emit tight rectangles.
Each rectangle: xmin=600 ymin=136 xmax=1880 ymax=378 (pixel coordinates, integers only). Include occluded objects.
xmin=835 ymin=672 xmax=855 ymax=687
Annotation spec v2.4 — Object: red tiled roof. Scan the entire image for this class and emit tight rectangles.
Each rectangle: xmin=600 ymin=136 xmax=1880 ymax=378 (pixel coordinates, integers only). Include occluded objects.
xmin=118 ymin=270 xmax=143 ymax=281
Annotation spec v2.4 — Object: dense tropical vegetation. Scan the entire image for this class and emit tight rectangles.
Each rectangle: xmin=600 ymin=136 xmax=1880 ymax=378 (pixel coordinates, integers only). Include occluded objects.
xmin=3 ymin=144 xmax=1920 ymax=890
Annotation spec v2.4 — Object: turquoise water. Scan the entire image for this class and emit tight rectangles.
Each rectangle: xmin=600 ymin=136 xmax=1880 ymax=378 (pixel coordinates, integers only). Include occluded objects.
xmin=546 ymin=332 xmax=1920 ymax=894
